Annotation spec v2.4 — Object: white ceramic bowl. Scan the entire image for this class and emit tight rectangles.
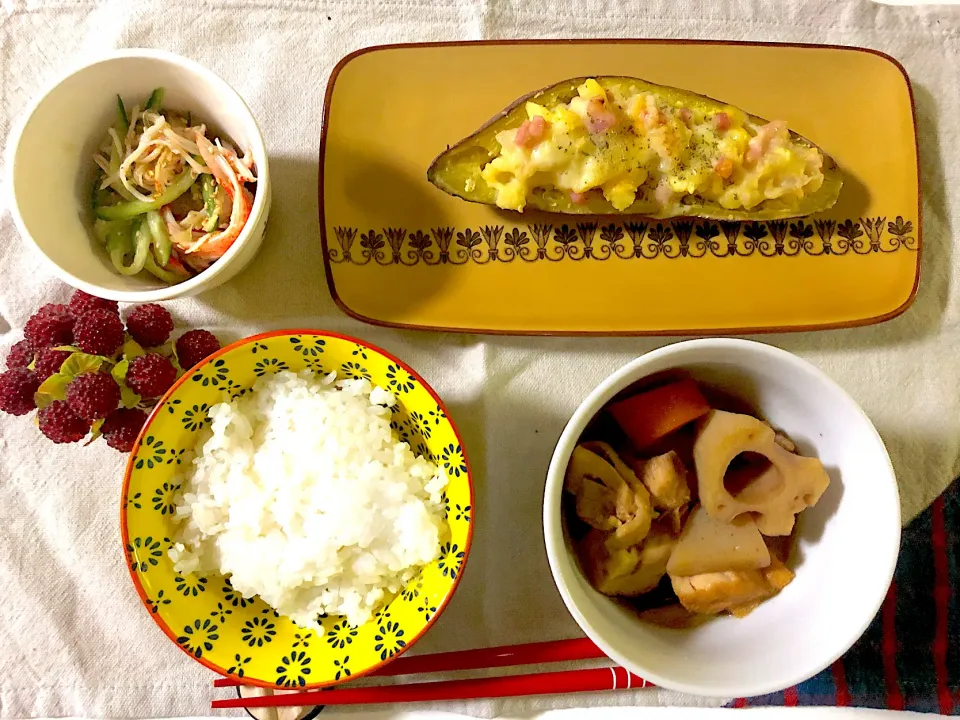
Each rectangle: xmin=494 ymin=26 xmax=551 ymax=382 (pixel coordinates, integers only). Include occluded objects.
xmin=8 ymin=49 xmax=271 ymax=301
xmin=543 ymin=338 xmax=900 ymax=698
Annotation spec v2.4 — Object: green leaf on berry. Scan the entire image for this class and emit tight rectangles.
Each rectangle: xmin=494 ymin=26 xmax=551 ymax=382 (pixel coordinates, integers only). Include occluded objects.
xmin=59 ymin=351 xmax=107 ymax=377
xmin=85 ymin=419 xmax=105 ymax=446
xmin=120 ymin=385 xmax=141 ymax=410
xmin=122 ymin=337 xmax=145 ymax=361
xmin=112 ymin=357 xmax=142 ymax=408
xmin=35 ymin=352 xmax=113 ymax=410
xmin=112 ymin=359 xmax=129 ymax=384
xmin=52 ymin=345 xmax=81 ymax=353
xmin=34 ymin=374 xmax=70 ymax=410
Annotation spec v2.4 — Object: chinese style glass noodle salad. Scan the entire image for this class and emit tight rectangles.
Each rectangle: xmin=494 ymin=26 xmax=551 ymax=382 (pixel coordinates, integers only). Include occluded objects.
xmin=91 ymin=87 xmax=257 ymax=284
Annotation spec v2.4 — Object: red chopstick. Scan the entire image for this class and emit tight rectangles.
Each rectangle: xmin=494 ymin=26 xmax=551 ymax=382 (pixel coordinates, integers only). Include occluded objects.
xmin=213 ymin=637 xmax=608 ymax=688
xmin=212 ymin=665 xmax=649 ymax=709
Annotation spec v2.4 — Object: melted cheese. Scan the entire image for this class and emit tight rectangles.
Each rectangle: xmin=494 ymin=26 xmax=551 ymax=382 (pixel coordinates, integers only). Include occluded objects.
xmin=479 ymin=79 xmax=826 ymax=213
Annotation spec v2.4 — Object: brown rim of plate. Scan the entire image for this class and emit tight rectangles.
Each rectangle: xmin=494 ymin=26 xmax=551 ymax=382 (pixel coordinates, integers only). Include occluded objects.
xmin=317 ymin=38 xmax=922 ymax=337
xmin=119 ymin=329 xmax=476 ymax=690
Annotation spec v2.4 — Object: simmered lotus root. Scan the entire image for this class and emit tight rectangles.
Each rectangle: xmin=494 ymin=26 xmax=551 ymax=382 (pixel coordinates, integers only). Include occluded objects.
xmin=693 ymin=411 xmax=830 ymax=536
xmin=580 ymin=524 xmax=676 ymax=597
xmin=666 ymin=504 xmax=771 ymax=577
xmin=565 ymin=442 xmax=654 ymax=546
xmin=773 ymin=432 xmax=796 ymax=453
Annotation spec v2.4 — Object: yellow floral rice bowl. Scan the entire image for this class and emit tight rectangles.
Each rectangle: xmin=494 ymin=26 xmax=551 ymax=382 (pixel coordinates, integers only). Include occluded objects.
xmin=121 ymin=330 xmax=473 ymax=688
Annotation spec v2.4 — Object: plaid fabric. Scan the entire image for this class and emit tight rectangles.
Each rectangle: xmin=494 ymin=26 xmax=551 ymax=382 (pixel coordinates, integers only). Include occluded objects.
xmin=728 ymin=478 xmax=960 ymax=713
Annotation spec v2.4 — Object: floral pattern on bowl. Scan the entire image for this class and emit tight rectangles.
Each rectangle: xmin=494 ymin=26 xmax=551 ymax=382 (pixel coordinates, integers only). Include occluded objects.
xmin=121 ymin=330 xmax=473 ymax=689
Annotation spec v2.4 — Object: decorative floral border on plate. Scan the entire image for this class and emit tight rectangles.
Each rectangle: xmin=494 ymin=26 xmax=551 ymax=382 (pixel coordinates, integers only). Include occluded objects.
xmin=328 ymin=216 xmax=917 ymax=265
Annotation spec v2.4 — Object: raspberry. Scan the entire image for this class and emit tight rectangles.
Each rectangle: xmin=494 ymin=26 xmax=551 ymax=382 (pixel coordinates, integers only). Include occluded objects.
xmin=0 ymin=368 xmax=41 ymax=416
xmin=74 ymin=308 xmax=124 ymax=356
xmin=66 ymin=371 xmax=121 ymax=421
xmin=126 ymin=304 xmax=174 ymax=348
xmin=38 ymin=400 xmax=89 ymax=443
xmin=175 ymin=329 xmax=221 ymax=370
xmin=24 ymin=304 xmax=74 ymax=348
xmin=126 ymin=353 xmax=177 ymax=398
xmin=101 ymin=407 xmax=148 ymax=452
xmin=68 ymin=290 xmax=119 ymax=319
xmin=6 ymin=339 xmax=35 ymax=370
xmin=34 ymin=347 xmax=73 ymax=380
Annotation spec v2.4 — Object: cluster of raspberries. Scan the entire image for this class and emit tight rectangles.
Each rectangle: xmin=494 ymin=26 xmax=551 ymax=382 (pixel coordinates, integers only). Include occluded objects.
xmin=0 ymin=290 xmax=221 ymax=451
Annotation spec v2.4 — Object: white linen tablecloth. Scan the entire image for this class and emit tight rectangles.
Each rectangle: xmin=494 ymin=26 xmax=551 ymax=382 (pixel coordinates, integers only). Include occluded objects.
xmin=1 ymin=0 xmax=959 ymax=717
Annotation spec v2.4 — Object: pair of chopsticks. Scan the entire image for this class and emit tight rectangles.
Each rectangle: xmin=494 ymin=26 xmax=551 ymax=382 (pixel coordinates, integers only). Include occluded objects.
xmin=211 ymin=637 xmax=653 ymax=710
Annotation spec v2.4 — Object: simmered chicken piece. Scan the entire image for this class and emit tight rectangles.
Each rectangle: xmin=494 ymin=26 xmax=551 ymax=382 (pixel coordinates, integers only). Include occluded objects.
xmin=580 ymin=523 xmax=676 ymax=597
xmin=634 ymin=450 xmax=691 ymax=510
xmin=565 ymin=442 xmax=654 ymax=547
xmin=671 ymin=557 xmax=795 ymax=615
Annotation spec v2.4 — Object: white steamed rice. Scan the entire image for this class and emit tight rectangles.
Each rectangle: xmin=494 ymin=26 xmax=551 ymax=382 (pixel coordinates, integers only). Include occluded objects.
xmin=168 ymin=369 xmax=449 ymax=629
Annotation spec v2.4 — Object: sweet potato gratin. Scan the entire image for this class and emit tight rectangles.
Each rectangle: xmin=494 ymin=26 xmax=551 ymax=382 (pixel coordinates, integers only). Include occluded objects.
xmin=428 ymin=77 xmax=843 ymax=219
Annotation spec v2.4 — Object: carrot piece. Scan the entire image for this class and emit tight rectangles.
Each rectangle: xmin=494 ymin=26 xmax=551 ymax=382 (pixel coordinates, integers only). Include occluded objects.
xmin=607 ymin=378 xmax=711 ymax=449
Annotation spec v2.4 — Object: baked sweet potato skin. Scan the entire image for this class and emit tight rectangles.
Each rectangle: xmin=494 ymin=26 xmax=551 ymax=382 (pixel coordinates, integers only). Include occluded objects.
xmin=426 ymin=76 xmax=843 ymax=220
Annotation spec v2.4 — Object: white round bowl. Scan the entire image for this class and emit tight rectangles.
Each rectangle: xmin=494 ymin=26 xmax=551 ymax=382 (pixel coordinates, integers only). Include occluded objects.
xmin=543 ymin=338 xmax=900 ymax=698
xmin=7 ymin=49 xmax=271 ymax=301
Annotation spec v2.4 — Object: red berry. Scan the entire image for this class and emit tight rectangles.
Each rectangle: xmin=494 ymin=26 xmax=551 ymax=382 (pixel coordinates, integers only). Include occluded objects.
xmin=101 ymin=407 xmax=148 ymax=452
xmin=176 ymin=329 xmax=221 ymax=370
xmin=0 ymin=368 xmax=41 ymax=416
xmin=126 ymin=353 xmax=177 ymax=398
xmin=38 ymin=400 xmax=89 ymax=443
xmin=24 ymin=303 xmax=74 ymax=348
xmin=6 ymin=339 xmax=35 ymax=370
xmin=68 ymin=290 xmax=119 ymax=318
xmin=34 ymin=347 xmax=73 ymax=380
xmin=126 ymin=304 xmax=174 ymax=348
xmin=74 ymin=308 xmax=124 ymax=356
xmin=66 ymin=371 xmax=121 ymax=421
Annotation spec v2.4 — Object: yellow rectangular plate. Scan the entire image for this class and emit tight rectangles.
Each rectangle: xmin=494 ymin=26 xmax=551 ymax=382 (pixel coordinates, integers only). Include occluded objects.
xmin=320 ymin=40 xmax=920 ymax=335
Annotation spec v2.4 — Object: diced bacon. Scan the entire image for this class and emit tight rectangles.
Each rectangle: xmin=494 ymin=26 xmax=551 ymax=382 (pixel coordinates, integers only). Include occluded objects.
xmin=642 ymin=95 xmax=663 ymax=129
xmin=515 ymin=115 xmax=548 ymax=148
xmin=585 ymin=99 xmax=618 ymax=134
xmin=655 ymin=183 xmax=673 ymax=206
xmin=745 ymin=120 xmax=788 ymax=166
xmin=713 ymin=112 xmax=731 ymax=132
xmin=638 ymin=109 xmax=662 ymax=130
xmin=745 ymin=142 xmax=764 ymax=166
xmin=570 ymin=190 xmax=589 ymax=204
xmin=714 ymin=156 xmax=734 ymax=179
xmin=679 ymin=108 xmax=692 ymax=125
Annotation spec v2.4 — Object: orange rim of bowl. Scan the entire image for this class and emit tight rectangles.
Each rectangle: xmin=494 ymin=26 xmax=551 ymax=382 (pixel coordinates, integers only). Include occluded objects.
xmin=119 ymin=328 xmax=475 ymax=689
